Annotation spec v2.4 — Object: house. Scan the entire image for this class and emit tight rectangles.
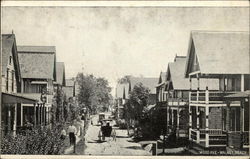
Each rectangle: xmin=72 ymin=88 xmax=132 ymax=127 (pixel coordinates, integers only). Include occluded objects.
xmin=156 ymin=71 xmax=167 ymax=105
xmin=184 ymin=31 xmax=250 ymax=153
xmin=115 ymin=76 xmax=158 ymax=120
xmin=54 ymin=62 xmax=66 ymax=88
xmin=165 ymin=55 xmax=219 ymax=138
xmin=224 ymin=91 xmax=249 ymax=153
xmin=63 ymin=78 xmax=75 ymax=100
xmin=17 ymin=45 xmax=57 ymax=127
xmin=1 ymin=34 xmax=37 ymax=136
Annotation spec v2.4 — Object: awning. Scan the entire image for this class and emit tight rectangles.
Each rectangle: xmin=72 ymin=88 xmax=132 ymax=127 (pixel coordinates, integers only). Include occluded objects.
xmin=2 ymin=92 xmax=38 ymax=104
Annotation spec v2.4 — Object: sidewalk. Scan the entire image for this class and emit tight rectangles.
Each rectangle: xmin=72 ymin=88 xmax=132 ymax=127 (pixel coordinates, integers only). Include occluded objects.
xmin=63 ymin=120 xmax=85 ymax=155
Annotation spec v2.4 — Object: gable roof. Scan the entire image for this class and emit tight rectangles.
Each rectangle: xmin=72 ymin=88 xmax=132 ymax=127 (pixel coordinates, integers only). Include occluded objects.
xmin=1 ymin=34 xmax=21 ymax=80
xmin=168 ymin=56 xmax=190 ymax=90
xmin=168 ymin=56 xmax=219 ymax=90
xmin=157 ymin=71 xmax=167 ymax=86
xmin=130 ymin=77 xmax=158 ymax=94
xmin=116 ymin=76 xmax=158 ymax=99
xmin=56 ymin=62 xmax=66 ymax=86
xmin=17 ymin=46 xmax=56 ymax=80
xmin=185 ymin=31 xmax=250 ymax=77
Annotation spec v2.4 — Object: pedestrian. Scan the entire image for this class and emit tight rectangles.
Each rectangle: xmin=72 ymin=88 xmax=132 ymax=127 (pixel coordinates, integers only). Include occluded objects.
xmin=60 ymin=126 xmax=67 ymax=140
xmin=68 ymin=122 xmax=77 ymax=146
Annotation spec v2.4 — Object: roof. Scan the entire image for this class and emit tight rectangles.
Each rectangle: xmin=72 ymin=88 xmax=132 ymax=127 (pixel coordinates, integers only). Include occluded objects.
xmin=168 ymin=56 xmax=190 ymax=90
xmin=185 ymin=31 xmax=250 ymax=76
xmin=156 ymin=72 xmax=167 ymax=87
xmin=169 ymin=56 xmax=219 ymax=90
xmin=2 ymin=92 xmax=37 ymax=104
xmin=116 ymin=77 xmax=158 ymax=99
xmin=130 ymin=77 xmax=158 ymax=94
xmin=225 ymin=90 xmax=250 ymax=98
xmin=56 ymin=62 xmax=66 ymax=86
xmin=17 ymin=46 xmax=56 ymax=79
xmin=17 ymin=46 xmax=56 ymax=53
xmin=65 ymin=79 xmax=75 ymax=87
xmin=1 ymin=34 xmax=20 ymax=78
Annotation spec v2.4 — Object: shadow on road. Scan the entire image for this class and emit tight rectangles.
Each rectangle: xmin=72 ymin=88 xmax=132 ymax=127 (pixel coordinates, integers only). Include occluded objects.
xmin=88 ymin=140 xmax=107 ymax=143
xmin=124 ymin=146 xmax=143 ymax=150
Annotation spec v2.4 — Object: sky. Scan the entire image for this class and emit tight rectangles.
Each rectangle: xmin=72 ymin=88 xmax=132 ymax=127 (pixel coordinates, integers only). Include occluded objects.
xmin=1 ymin=6 xmax=249 ymax=95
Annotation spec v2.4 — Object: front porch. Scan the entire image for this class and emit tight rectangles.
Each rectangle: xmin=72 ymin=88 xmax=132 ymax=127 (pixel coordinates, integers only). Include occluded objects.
xmin=168 ymin=99 xmax=189 ymax=138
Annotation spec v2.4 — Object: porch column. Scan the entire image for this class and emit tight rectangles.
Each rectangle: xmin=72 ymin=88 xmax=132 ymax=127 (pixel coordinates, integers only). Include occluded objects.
xmin=167 ymin=106 xmax=169 ymax=134
xmin=241 ymin=74 xmax=244 ymax=92
xmin=226 ymin=102 xmax=230 ymax=147
xmin=33 ymin=103 xmax=36 ymax=126
xmin=13 ymin=104 xmax=17 ymax=136
xmin=37 ymin=103 xmax=40 ymax=125
xmin=7 ymin=105 xmax=11 ymax=132
xmin=21 ymin=104 xmax=23 ymax=126
xmin=205 ymin=88 xmax=209 ymax=148
xmin=171 ymin=108 xmax=174 ymax=127
xmin=196 ymin=106 xmax=200 ymax=143
xmin=240 ymin=100 xmax=244 ymax=149
xmin=177 ymin=107 xmax=180 ymax=138
xmin=189 ymin=105 xmax=192 ymax=140
xmin=43 ymin=103 xmax=45 ymax=125
xmin=189 ymin=76 xmax=192 ymax=140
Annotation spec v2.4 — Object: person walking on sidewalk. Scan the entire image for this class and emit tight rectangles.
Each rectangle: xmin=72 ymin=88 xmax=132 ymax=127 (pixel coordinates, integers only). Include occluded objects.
xmin=68 ymin=122 xmax=77 ymax=146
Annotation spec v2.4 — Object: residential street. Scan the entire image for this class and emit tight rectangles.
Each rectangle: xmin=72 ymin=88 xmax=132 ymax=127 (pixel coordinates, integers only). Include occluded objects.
xmin=84 ymin=115 xmax=151 ymax=156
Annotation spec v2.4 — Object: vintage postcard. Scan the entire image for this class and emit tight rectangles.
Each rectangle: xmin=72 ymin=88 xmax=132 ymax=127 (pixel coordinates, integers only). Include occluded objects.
xmin=0 ymin=1 xmax=249 ymax=159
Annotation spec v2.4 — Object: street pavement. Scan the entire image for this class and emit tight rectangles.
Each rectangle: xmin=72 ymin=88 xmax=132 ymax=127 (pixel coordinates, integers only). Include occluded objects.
xmin=84 ymin=115 xmax=151 ymax=156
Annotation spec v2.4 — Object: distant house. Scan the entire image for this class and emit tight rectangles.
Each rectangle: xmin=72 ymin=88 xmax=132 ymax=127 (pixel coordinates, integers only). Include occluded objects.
xmin=17 ymin=45 xmax=57 ymax=126
xmin=1 ymin=34 xmax=37 ymax=136
xmin=63 ymin=78 xmax=75 ymax=100
xmin=54 ymin=62 xmax=66 ymax=88
xmin=115 ymin=76 xmax=158 ymax=120
xmin=156 ymin=71 xmax=167 ymax=105
xmin=185 ymin=31 xmax=250 ymax=153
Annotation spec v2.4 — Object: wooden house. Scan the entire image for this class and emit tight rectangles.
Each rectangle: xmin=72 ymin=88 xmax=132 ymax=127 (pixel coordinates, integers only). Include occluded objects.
xmin=62 ymin=78 xmax=75 ymax=100
xmin=1 ymin=34 xmax=37 ymax=136
xmin=184 ymin=31 xmax=250 ymax=153
xmin=17 ymin=45 xmax=57 ymax=126
xmin=156 ymin=71 xmax=167 ymax=106
xmin=115 ymin=76 xmax=158 ymax=120
xmin=165 ymin=55 xmax=219 ymax=138
xmin=224 ymin=91 xmax=249 ymax=153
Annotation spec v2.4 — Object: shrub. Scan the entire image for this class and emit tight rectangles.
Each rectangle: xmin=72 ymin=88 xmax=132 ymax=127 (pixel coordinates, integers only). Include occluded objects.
xmin=1 ymin=125 xmax=64 ymax=155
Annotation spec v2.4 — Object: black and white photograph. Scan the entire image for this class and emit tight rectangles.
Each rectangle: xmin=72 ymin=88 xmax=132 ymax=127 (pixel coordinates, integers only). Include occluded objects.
xmin=0 ymin=1 xmax=249 ymax=158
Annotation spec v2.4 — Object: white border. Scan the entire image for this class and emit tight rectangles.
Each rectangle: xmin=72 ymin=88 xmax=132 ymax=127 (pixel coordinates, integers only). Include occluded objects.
xmin=1 ymin=1 xmax=250 ymax=7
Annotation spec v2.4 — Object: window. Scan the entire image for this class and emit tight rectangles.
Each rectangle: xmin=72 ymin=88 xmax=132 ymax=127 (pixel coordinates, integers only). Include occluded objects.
xmin=11 ymin=71 xmax=14 ymax=92
xmin=9 ymin=56 xmax=12 ymax=65
xmin=6 ymin=69 xmax=9 ymax=92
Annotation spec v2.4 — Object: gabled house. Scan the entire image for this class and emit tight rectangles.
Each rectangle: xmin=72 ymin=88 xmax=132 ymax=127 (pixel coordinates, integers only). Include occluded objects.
xmin=165 ymin=55 xmax=218 ymax=138
xmin=185 ymin=31 xmax=250 ymax=153
xmin=17 ymin=45 xmax=57 ymax=127
xmin=1 ymin=34 xmax=37 ymax=136
xmin=115 ymin=76 xmax=158 ymax=120
xmin=54 ymin=62 xmax=66 ymax=88
xmin=156 ymin=71 xmax=167 ymax=105
xmin=63 ymin=78 xmax=75 ymax=100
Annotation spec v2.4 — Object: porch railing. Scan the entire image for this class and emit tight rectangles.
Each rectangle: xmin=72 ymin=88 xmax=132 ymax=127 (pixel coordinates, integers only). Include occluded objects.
xmin=190 ymin=129 xmax=227 ymax=147
xmin=190 ymin=91 xmax=237 ymax=104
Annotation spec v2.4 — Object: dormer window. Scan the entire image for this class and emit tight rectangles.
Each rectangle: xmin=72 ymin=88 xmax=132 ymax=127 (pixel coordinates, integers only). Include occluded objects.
xmin=9 ymin=56 xmax=12 ymax=65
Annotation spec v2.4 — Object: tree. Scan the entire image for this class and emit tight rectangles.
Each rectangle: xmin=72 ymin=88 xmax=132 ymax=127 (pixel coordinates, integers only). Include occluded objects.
xmin=76 ymin=73 xmax=112 ymax=115
xmin=124 ymin=83 xmax=150 ymax=136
